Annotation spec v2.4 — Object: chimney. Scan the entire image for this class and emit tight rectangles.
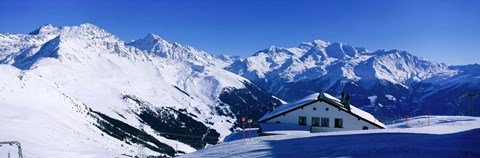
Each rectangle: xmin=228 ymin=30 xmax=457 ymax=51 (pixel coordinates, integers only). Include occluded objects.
xmin=271 ymin=101 xmax=276 ymax=112
xmin=317 ymin=92 xmax=323 ymax=100
xmin=340 ymin=92 xmax=345 ymax=104
xmin=343 ymin=94 xmax=351 ymax=111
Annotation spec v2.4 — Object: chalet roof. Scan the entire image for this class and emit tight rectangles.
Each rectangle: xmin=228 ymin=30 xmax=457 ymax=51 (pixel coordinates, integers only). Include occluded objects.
xmin=258 ymin=93 xmax=386 ymax=129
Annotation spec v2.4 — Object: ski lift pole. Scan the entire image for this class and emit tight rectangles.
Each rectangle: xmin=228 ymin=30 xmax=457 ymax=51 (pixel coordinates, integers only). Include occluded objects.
xmin=427 ymin=112 xmax=429 ymax=126
xmin=404 ymin=115 xmax=408 ymax=127
xmin=461 ymin=93 xmax=480 ymax=116
xmin=242 ymin=117 xmax=246 ymax=139
xmin=248 ymin=119 xmax=253 ymax=138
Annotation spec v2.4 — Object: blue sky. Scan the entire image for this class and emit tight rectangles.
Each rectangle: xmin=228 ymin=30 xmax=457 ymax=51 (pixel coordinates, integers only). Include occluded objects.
xmin=1 ymin=0 xmax=479 ymax=65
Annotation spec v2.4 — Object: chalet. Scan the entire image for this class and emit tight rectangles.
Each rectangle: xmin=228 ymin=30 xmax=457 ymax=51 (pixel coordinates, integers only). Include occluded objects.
xmin=258 ymin=92 xmax=386 ymax=133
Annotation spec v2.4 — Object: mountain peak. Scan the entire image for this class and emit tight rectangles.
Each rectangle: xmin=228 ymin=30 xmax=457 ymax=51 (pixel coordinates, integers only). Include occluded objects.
xmin=268 ymin=45 xmax=276 ymax=51
xmin=144 ymin=32 xmax=162 ymax=41
xmin=78 ymin=23 xmax=101 ymax=30
xmin=138 ymin=33 xmax=171 ymax=45
xmin=127 ymin=33 xmax=169 ymax=51
xmin=265 ymin=45 xmax=288 ymax=52
xmin=29 ymin=23 xmax=59 ymax=35
xmin=42 ymin=23 xmax=55 ymax=28
xmin=73 ymin=23 xmax=109 ymax=34
xmin=299 ymin=40 xmax=330 ymax=50
xmin=330 ymin=42 xmax=345 ymax=47
xmin=59 ymin=23 xmax=119 ymax=41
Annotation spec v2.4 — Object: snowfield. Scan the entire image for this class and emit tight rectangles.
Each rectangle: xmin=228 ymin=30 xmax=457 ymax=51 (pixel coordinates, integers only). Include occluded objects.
xmin=181 ymin=116 xmax=480 ymax=158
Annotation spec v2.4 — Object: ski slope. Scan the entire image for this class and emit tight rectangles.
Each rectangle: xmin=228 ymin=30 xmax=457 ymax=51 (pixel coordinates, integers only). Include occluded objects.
xmin=181 ymin=116 xmax=480 ymax=158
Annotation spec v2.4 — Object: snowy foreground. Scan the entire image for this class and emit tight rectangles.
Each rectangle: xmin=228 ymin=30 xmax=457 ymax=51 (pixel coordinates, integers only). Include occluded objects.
xmin=181 ymin=116 xmax=480 ymax=158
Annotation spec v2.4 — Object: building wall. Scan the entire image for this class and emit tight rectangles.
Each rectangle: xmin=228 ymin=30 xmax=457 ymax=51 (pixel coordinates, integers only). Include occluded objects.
xmin=265 ymin=101 xmax=381 ymax=132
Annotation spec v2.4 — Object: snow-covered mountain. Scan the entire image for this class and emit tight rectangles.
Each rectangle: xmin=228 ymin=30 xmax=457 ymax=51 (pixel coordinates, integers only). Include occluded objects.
xmin=0 ymin=23 xmax=281 ymax=157
xmin=227 ymin=40 xmax=480 ymax=118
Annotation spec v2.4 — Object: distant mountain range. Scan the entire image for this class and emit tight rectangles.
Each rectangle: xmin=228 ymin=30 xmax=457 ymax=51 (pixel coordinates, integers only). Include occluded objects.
xmin=227 ymin=40 xmax=480 ymax=118
xmin=0 ymin=23 xmax=478 ymax=157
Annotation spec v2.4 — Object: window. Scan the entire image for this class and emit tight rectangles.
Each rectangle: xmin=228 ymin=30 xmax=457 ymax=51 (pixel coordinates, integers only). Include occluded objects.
xmin=299 ymin=116 xmax=307 ymax=125
xmin=334 ymin=118 xmax=343 ymax=128
xmin=276 ymin=121 xmax=281 ymax=124
xmin=312 ymin=117 xmax=320 ymax=126
xmin=363 ymin=126 xmax=368 ymax=130
xmin=321 ymin=117 xmax=329 ymax=127
xmin=313 ymin=107 xmax=317 ymax=111
xmin=325 ymin=108 xmax=329 ymax=111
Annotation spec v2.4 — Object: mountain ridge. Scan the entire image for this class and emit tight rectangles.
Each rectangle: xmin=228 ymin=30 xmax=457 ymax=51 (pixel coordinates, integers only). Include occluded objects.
xmin=227 ymin=39 xmax=478 ymax=118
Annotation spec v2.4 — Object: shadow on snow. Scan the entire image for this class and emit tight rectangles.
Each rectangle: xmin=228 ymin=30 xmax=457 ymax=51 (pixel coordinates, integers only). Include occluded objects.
xmin=264 ymin=129 xmax=480 ymax=158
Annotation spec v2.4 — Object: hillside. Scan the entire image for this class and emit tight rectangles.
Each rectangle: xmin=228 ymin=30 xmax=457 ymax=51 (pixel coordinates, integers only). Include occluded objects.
xmin=181 ymin=116 xmax=480 ymax=158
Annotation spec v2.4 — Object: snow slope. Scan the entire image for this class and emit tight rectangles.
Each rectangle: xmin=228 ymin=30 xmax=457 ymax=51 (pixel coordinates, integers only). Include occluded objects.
xmin=181 ymin=116 xmax=480 ymax=158
xmin=0 ymin=23 xmax=281 ymax=157
xmin=0 ymin=65 xmax=135 ymax=157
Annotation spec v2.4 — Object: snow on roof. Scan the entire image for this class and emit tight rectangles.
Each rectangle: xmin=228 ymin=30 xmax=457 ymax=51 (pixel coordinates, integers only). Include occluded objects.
xmin=259 ymin=92 xmax=386 ymax=129
xmin=322 ymin=93 xmax=386 ymax=128
xmin=258 ymin=93 xmax=320 ymax=122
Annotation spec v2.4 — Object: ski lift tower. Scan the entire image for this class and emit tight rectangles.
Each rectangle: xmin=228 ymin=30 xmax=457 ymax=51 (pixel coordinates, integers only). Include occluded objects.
xmin=461 ymin=92 xmax=480 ymax=116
